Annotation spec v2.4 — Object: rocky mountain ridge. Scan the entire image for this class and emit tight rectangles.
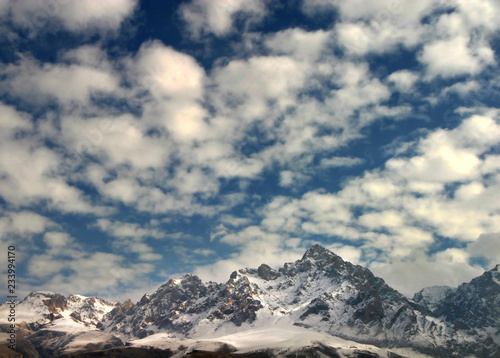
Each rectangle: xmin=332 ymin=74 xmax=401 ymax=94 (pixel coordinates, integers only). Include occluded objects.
xmin=1 ymin=245 xmax=499 ymax=357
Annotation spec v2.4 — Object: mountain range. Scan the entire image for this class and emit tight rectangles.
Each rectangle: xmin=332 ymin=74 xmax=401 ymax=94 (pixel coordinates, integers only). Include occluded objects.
xmin=1 ymin=245 xmax=499 ymax=358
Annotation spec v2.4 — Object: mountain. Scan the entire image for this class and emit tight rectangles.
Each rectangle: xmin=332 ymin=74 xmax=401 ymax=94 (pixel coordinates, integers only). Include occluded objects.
xmin=0 ymin=291 xmax=116 ymax=330
xmin=1 ymin=245 xmax=499 ymax=358
xmin=414 ymin=264 xmax=500 ymax=348
xmin=0 ymin=292 xmax=123 ymax=357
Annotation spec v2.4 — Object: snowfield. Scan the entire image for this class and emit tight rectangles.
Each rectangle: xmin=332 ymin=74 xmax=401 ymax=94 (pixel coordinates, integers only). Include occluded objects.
xmin=131 ymin=324 xmax=435 ymax=358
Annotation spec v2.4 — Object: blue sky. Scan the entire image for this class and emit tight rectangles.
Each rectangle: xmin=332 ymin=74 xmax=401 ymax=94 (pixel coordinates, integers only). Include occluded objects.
xmin=1 ymin=0 xmax=500 ymax=301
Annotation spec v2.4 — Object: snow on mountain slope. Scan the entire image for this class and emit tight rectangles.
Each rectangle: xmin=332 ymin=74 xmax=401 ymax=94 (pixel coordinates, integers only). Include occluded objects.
xmin=127 ymin=324 xmax=436 ymax=358
xmin=129 ymin=333 xmax=234 ymax=358
xmin=0 ymin=292 xmax=70 ymax=329
xmin=492 ymin=264 xmax=500 ymax=286
xmin=413 ymin=286 xmax=457 ymax=313
xmin=0 ymin=292 xmax=116 ymax=330
xmin=205 ymin=325 xmax=357 ymax=353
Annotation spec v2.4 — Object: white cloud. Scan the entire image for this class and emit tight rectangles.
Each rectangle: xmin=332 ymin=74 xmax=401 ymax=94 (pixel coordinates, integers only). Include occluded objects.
xmin=180 ymin=0 xmax=267 ymax=38
xmin=279 ymin=170 xmax=311 ymax=188
xmin=211 ymin=55 xmax=308 ymax=120
xmin=94 ymin=219 xmax=164 ymax=261
xmin=61 ymin=114 xmax=170 ymax=169
xmin=0 ymin=137 xmax=99 ymax=213
xmin=334 ymin=1 xmax=434 ymax=56
xmin=440 ymin=80 xmax=480 ymax=98
xmin=325 ymin=243 xmax=361 ymax=265
xmin=370 ymin=254 xmax=484 ymax=296
xmin=387 ymin=70 xmax=419 ymax=93
xmin=195 ymin=232 xmax=304 ymax=283
xmin=320 ymin=156 xmax=364 ymax=167
xmin=29 ymin=251 xmax=155 ymax=297
xmin=386 ymin=115 xmax=500 ymax=183
xmin=174 ymin=246 xmax=216 ymax=263
xmin=420 ymin=36 xmax=495 ymax=79
xmin=455 ymin=0 xmax=500 ymax=33
xmin=7 ymin=0 xmax=137 ymax=34
xmin=0 ymin=102 xmax=32 ymax=135
xmin=133 ymin=40 xmax=205 ymax=101
xmin=265 ymin=28 xmax=330 ymax=61
xmin=218 ymin=215 xmax=251 ymax=228
xmin=21 ymin=227 xmax=159 ymax=298
xmin=0 ymin=211 xmax=55 ymax=241
xmin=358 ymin=211 xmax=405 ymax=229
xmin=1 ymin=52 xmax=120 ymax=106
xmin=55 ymin=0 xmax=137 ymax=32
xmin=336 ymin=21 xmax=423 ymax=56
xmin=95 ymin=219 xmax=164 ymax=239
xmin=469 ymin=233 xmax=500 ymax=266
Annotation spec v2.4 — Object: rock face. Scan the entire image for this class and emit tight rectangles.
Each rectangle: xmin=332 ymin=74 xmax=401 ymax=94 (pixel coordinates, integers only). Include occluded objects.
xmin=2 ymin=246 xmax=499 ymax=358
xmin=103 ymin=272 xmax=264 ymax=338
xmin=433 ymin=265 xmax=500 ymax=329
xmin=413 ymin=286 xmax=456 ymax=312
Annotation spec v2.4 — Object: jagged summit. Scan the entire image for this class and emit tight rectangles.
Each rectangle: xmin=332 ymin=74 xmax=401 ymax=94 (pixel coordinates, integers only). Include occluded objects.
xmin=302 ymin=244 xmax=338 ymax=260
xmin=492 ymin=264 xmax=500 ymax=272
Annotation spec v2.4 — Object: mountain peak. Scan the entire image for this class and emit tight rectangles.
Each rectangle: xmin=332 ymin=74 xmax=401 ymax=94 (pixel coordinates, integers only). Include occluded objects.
xmin=491 ymin=264 xmax=500 ymax=272
xmin=302 ymin=244 xmax=339 ymax=262
xmin=303 ymin=244 xmax=328 ymax=257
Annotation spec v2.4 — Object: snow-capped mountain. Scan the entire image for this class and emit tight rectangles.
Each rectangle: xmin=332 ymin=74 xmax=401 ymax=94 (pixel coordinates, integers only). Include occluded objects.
xmin=0 ymin=291 xmax=116 ymax=330
xmin=100 ymin=245 xmax=499 ymax=357
xmin=1 ymin=245 xmax=499 ymax=358
xmin=0 ymin=291 xmax=120 ymax=357
xmin=415 ymin=264 xmax=500 ymax=348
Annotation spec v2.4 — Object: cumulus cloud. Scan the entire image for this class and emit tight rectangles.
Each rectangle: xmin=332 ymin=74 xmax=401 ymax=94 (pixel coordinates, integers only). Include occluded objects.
xmin=420 ymin=36 xmax=495 ymax=79
xmin=265 ymin=28 xmax=330 ymax=61
xmin=0 ymin=211 xmax=55 ymax=241
xmin=28 ymin=250 xmax=155 ymax=298
xmin=0 ymin=50 xmax=120 ymax=107
xmin=180 ymin=0 xmax=267 ymax=38
xmin=387 ymin=70 xmax=419 ymax=93
xmin=0 ymin=102 xmax=105 ymax=213
xmin=333 ymin=0 xmax=434 ymax=56
xmin=5 ymin=0 xmax=137 ymax=35
xmin=195 ymin=228 xmax=304 ymax=283
xmin=93 ymin=219 xmax=166 ymax=261
xmin=370 ymin=254 xmax=484 ymax=296
xmin=325 ymin=0 xmax=500 ymax=87
xmin=21 ymin=228 xmax=158 ymax=298
xmin=469 ymin=233 xmax=500 ymax=266
xmin=320 ymin=156 xmax=364 ymax=168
